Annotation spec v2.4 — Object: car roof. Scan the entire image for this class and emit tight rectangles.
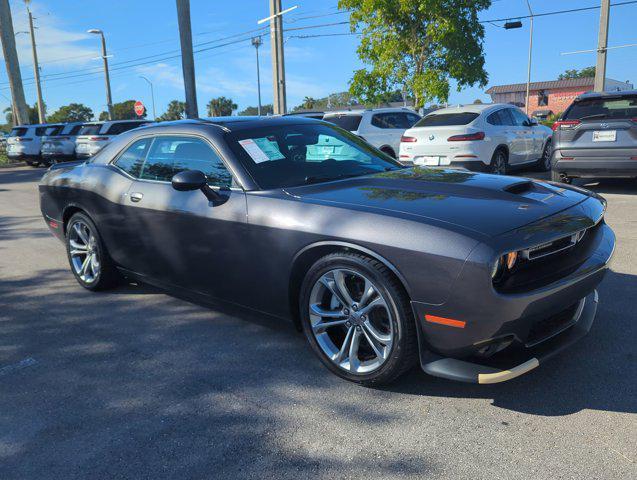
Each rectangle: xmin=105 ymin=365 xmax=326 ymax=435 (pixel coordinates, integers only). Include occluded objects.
xmin=575 ymin=89 xmax=637 ymax=101
xmin=15 ymin=123 xmax=65 ymax=128
xmin=324 ymin=107 xmax=417 ymax=115
xmin=150 ymin=116 xmax=323 ymax=132
xmin=424 ymin=103 xmax=513 ymax=116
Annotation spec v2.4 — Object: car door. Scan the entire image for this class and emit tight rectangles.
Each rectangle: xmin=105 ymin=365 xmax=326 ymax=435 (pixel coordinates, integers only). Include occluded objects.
xmin=509 ymin=108 xmax=534 ymax=163
xmin=120 ymin=134 xmax=248 ymax=300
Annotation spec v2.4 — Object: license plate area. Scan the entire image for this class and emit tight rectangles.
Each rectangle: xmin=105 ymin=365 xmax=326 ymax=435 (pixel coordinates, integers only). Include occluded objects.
xmin=592 ymin=130 xmax=616 ymax=142
xmin=414 ymin=156 xmax=450 ymax=166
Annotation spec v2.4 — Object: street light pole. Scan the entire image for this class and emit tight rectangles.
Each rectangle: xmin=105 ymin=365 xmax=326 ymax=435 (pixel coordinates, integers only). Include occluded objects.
xmin=88 ymin=29 xmax=113 ymax=120
xmin=139 ymin=76 xmax=156 ymax=120
xmin=25 ymin=2 xmax=45 ymax=123
xmin=525 ymin=0 xmax=534 ymax=115
xmin=175 ymin=0 xmax=198 ymax=118
xmin=251 ymin=36 xmax=262 ymax=116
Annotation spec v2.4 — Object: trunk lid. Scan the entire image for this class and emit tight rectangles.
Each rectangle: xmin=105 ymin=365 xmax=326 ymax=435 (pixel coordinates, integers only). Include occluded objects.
xmin=285 ymin=167 xmax=590 ymax=237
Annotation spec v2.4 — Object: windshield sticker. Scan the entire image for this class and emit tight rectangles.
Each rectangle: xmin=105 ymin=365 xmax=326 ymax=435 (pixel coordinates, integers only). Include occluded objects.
xmin=239 ymin=138 xmax=285 ymax=163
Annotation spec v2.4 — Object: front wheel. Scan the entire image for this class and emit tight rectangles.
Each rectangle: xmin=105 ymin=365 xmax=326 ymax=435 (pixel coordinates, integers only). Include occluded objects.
xmin=66 ymin=212 xmax=120 ymax=290
xmin=299 ymin=253 xmax=418 ymax=386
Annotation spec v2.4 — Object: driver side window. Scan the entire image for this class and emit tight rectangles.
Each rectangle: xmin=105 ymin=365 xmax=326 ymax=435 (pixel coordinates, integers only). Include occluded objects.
xmin=139 ymin=136 xmax=233 ymax=187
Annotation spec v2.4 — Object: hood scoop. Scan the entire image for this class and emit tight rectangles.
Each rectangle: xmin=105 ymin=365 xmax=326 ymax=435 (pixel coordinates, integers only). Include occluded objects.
xmin=502 ymin=180 xmax=536 ymax=195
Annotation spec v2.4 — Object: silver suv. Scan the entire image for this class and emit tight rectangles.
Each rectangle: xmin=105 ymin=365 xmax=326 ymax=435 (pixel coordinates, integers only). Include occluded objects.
xmin=41 ymin=122 xmax=86 ymax=164
xmin=75 ymin=120 xmax=151 ymax=159
xmin=551 ymin=90 xmax=637 ymax=182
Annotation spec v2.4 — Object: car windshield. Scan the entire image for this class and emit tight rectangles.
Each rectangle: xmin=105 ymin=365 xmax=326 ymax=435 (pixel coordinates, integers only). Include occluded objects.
xmin=322 ymin=114 xmax=363 ymax=131
xmin=564 ymin=95 xmax=637 ymax=120
xmin=414 ymin=112 xmax=479 ymax=127
xmin=226 ymin=123 xmax=404 ymax=189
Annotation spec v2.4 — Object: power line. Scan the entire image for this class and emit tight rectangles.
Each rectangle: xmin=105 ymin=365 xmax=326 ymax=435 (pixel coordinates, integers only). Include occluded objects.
xmin=480 ymin=0 xmax=637 ymax=24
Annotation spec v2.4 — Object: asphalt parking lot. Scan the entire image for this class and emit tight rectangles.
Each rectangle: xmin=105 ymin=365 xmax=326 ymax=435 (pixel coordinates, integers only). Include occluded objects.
xmin=0 ymin=165 xmax=635 ymax=480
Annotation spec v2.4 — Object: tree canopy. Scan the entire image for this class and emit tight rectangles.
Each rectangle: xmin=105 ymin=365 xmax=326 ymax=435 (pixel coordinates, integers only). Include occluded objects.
xmin=99 ymin=100 xmax=147 ymax=121
xmin=207 ymin=97 xmax=237 ymax=117
xmin=339 ymin=0 xmax=491 ymax=109
xmin=558 ymin=66 xmax=596 ymax=80
xmin=47 ymin=103 xmax=94 ymax=123
xmin=238 ymin=104 xmax=274 ymax=116
xmin=157 ymin=100 xmax=186 ymax=122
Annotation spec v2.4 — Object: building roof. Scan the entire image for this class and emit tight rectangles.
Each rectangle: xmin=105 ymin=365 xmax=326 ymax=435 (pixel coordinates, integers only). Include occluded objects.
xmin=486 ymin=77 xmax=596 ymax=94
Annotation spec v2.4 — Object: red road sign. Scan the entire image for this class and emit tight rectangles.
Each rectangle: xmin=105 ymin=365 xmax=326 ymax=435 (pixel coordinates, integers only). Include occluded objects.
xmin=134 ymin=101 xmax=145 ymax=117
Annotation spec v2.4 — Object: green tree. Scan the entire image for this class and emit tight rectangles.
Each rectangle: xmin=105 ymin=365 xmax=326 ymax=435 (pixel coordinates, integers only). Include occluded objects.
xmin=339 ymin=0 xmax=491 ymax=109
xmin=558 ymin=66 xmax=596 ymax=80
xmin=473 ymin=98 xmax=483 ymax=104
xmin=47 ymin=103 xmax=94 ymax=123
xmin=157 ymin=100 xmax=186 ymax=121
xmin=238 ymin=104 xmax=274 ymax=116
xmin=98 ymin=100 xmax=147 ymax=121
xmin=207 ymin=96 xmax=237 ymax=117
xmin=301 ymin=96 xmax=317 ymax=109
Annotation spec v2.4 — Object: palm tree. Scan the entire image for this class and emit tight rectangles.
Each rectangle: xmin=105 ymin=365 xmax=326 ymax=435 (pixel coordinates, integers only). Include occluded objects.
xmin=207 ymin=97 xmax=238 ymax=117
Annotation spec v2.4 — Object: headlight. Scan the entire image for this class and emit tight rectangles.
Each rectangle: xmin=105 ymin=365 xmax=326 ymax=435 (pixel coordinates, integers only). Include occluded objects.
xmin=491 ymin=251 xmax=519 ymax=282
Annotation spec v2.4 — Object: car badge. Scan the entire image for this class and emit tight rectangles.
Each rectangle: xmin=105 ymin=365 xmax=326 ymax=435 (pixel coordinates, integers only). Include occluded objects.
xmin=428 ymin=134 xmax=435 ymax=141
xmin=600 ymin=123 xmax=609 ymax=129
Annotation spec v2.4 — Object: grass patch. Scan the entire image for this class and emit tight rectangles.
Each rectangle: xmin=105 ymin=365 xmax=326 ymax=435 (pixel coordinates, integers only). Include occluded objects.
xmin=0 ymin=150 xmax=20 ymax=168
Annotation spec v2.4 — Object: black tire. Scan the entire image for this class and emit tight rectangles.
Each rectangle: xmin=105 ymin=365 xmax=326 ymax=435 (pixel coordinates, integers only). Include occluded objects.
xmin=65 ymin=212 xmax=120 ymax=291
xmin=299 ymin=252 xmax=418 ymax=386
xmin=537 ymin=140 xmax=552 ymax=171
xmin=380 ymin=147 xmax=396 ymax=159
xmin=489 ymin=148 xmax=508 ymax=175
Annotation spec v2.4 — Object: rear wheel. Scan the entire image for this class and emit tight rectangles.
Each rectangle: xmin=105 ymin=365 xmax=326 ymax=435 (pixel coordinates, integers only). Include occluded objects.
xmin=66 ymin=212 xmax=120 ymax=290
xmin=489 ymin=149 xmax=508 ymax=175
xmin=299 ymin=252 xmax=418 ymax=386
xmin=537 ymin=141 xmax=552 ymax=171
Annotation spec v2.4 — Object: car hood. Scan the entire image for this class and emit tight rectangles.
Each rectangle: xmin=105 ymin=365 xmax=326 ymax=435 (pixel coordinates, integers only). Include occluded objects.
xmin=284 ymin=167 xmax=593 ymax=237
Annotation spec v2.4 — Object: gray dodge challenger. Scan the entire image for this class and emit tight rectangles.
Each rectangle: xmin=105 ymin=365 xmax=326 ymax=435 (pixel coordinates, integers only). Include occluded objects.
xmin=39 ymin=116 xmax=615 ymax=385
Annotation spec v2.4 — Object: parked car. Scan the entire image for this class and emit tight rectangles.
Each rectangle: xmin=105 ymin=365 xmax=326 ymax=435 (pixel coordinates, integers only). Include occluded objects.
xmin=323 ymin=108 xmax=421 ymax=158
xmin=40 ymin=122 xmax=86 ymax=164
xmin=75 ymin=120 xmax=151 ymax=159
xmin=6 ymin=123 xmax=64 ymax=166
xmin=551 ymin=90 xmax=637 ymax=183
xmin=39 ymin=117 xmax=614 ymax=386
xmin=399 ymin=104 xmax=553 ymax=174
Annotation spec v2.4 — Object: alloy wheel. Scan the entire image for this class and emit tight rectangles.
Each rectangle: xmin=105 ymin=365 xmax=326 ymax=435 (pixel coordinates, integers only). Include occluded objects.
xmin=308 ymin=268 xmax=394 ymax=374
xmin=491 ymin=152 xmax=507 ymax=175
xmin=68 ymin=220 xmax=100 ymax=284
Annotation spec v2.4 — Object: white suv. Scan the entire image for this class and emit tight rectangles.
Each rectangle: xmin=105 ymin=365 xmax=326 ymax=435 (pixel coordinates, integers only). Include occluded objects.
xmin=75 ymin=120 xmax=151 ymax=159
xmin=41 ymin=122 xmax=86 ymax=164
xmin=6 ymin=123 xmax=64 ymax=166
xmin=398 ymin=104 xmax=553 ymax=174
xmin=323 ymin=108 xmax=421 ymax=158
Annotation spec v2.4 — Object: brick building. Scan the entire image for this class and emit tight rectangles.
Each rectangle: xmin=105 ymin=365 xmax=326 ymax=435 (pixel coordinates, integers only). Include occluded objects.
xmin=486 ymin=77 xmax=634 ymax=118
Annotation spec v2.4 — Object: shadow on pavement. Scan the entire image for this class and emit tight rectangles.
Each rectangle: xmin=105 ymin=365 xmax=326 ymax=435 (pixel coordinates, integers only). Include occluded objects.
xmin=0 ymin=166 xmax=45 ymax=185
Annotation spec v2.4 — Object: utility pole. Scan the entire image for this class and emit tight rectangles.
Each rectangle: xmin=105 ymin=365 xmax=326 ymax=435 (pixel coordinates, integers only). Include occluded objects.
xmin=87 ymin=29 xmax=113 ymax=120
xmin=594 ymin=0 xmax=610 ymax=92
xmin=26 ymin=2 xmax=44 ymax=123
xmin=524 ymin=0 xmax=534 ymax=115
xmin=0 ymin=0 xmax=29 ymax=125
xmin=269 ymin=0 xmax=286 ymax=114
xmin=176 ymin=0 xmax=198 ymax=118
xmin=251 ymin=36 xmax=262 ymax=116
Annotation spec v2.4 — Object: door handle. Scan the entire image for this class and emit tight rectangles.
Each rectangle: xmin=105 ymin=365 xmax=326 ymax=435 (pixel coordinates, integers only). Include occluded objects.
xmin=130 ymin=192 xmax=143 ymax=203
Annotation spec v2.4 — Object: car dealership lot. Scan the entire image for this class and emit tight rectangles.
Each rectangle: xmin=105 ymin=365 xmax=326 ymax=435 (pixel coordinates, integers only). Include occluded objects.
xmin=0 ymin=166 xmax=635 ymax=479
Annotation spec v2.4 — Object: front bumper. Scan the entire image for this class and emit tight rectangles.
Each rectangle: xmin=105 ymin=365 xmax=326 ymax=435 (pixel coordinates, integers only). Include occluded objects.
xmin=421 ymin=290 xmax=598 ymax=383
xmin=410 ymin=196 xmax=615 ymax=383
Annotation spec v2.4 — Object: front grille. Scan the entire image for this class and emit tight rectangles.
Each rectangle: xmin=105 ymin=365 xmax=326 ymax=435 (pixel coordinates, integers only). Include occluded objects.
xmin=522 ymin=229 xmax=588 ymax=261
xmin=525 ymin=301 xmax=582 ymax=347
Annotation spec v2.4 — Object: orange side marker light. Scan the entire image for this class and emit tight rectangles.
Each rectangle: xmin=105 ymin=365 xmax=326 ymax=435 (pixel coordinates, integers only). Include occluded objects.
xmin=425 ymin=315 xmax=466 ymax=329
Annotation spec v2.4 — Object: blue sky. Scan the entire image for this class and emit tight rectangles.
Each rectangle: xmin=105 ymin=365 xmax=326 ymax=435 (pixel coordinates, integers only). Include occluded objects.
xmin=1 ymin=0 xmax=635 ymax=119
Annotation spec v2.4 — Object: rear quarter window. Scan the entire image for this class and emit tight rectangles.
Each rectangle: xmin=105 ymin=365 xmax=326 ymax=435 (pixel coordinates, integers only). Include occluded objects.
xmin=414 ymin=112 xmax=479 ymax=127
xmin=79 ymin=124 xmax=102 ymax=136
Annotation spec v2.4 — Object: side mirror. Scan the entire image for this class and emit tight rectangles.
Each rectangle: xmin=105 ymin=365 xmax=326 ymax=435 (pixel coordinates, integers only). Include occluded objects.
xmin=171 ymin=169 xmax=224 ymax=202
xmin=171 ymin=169 xmax=207 ymax=191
